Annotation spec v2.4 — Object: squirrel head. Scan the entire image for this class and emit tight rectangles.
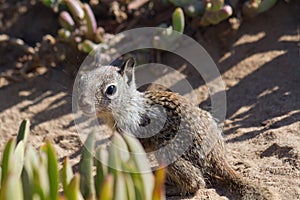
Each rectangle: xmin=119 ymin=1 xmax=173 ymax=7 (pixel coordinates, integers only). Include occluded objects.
xmin=77 ymin=57 xmax=145 ymax=129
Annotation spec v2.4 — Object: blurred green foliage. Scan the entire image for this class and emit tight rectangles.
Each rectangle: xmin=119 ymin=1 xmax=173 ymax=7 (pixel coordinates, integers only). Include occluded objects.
xmin=0 ymin=120 xmax=165 ymax=200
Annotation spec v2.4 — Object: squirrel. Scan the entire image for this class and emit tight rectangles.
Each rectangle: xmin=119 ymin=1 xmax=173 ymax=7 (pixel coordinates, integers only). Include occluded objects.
xmin=77 ymin=57 xmax=275 ymax=199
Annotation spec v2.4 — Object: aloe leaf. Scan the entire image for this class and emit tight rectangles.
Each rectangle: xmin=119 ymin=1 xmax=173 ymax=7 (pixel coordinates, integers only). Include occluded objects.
xmin=24 ymin=146 xmax=39 ymax=181
xmin=152 ymin=167 xmax=166 ymax=200
xmin=23 ymin=146 xmax=38 ymax=199
xmin=130 ymin=172 xmax=144 ymax=200
xmin=0 ymin=167 xmax=1 ymax=189
xmin=65 ymin=0 xmax=84 ymax=21
xmin=82 ymin=3 xmax=97 ymax=40
xmin=32 ymin=166 xmax=47 ymax=200
xmin=108 ymin=135 xmax=122 ymax=176
xmin=1 ymin=139 xmax=16 ymax=187
xmin=12 ymin=141 xmax=25 ymax=179
xmin=16 ymin=119 xmax=30 ymax=146
xmin=59 ymin=11 xmax=75 ymax=31
xmin=172 ymin=7 xmax=185 ymax=33
xmin=67 ymin=173 xmax=84 ymax=200
xmin=21 ymin=169 xmax=33 ymax=200
xmin=112 ymin=133 xmax=130 ymax=162
xmin=122 ymin=134 xmax=154 ymax=200
xmin=61 ymin=157 xmax=74 ymax=196
xmin=98 ymin=174 xmax=113 ymax=200
xmin=123 ymin=173 xmax=136 ymax=200
xmin=42 ymin=142 xmax=59 ymax=200
xmin=121 ymin=158 xmax=145 ymax=200
xmin=79 ymin=132 xmax=96 ymax=200
xmin=0 ymin=173 xmax=24 ymax=200
xmin=114 ymin=174 xmax=127 ymax=200
xmin=33 ymin=150 xmax=49 ymax=199
xmin=95 ymin=147 xmax=108 ymax=197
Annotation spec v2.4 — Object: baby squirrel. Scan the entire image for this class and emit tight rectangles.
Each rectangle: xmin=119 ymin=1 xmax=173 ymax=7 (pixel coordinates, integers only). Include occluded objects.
xmin=77 ymin=58 xmax=275 ymax=199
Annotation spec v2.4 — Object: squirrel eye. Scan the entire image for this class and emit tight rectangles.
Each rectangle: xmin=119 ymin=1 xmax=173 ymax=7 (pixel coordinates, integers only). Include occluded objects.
xmin=105 ymin=85 xmax=117 ymax=96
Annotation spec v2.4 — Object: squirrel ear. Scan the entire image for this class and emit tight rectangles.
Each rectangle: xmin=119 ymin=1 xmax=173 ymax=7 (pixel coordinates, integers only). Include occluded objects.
xmin=119 ymin=57 xmax=135 ymax=76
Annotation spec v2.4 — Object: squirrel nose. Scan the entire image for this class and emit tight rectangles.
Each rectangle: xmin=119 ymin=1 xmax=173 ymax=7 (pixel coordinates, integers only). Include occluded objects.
xmin=78 ymin=95 xmax=94 ymax=114
xmin=78 ymin=95 xmax=88 ymax=107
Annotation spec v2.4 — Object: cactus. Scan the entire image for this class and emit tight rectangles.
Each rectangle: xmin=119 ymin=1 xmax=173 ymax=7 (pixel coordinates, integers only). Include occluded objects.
xmin=0 ymin=120 xmax=166 ymax=200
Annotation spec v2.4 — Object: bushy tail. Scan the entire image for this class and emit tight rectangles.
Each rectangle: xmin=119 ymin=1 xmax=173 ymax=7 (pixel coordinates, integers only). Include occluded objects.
xmin=209 ymin=142 xmax=276 ymax=200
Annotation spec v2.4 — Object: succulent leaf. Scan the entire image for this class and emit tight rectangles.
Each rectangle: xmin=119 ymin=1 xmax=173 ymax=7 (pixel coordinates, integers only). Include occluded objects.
xmin=114 ymin=174 xmax=127 ymax=200
xmin=112 ymin=132 xmax=130 ymax=162
xmin=172 ymin=7 xmax=185 ymax=33
xmin=43 ymin=142 xmax=59 ymax=200
xmin=61 ymin=157 xmax=74 ymax=196
xmin=65 ymin=0 xmax=85 ymax=21
xmin=0 ymin=173 xmax=24 ymax=200
xmin=59 ymin=11 xmax=75 ymax=31
xmin=122 ymin=134 xmax=154 ymax=200
xmin=21 ymin=169 xmax=33 ymax=200
xmin=98 ymin=174 xmax=114 ymax=200
xmin=12 ymin=141 xmax=25 ymax=179
xmin=79 ymin=132 xmax=96 ymax=200
xmin=123 ymin=174 xmax=136 ymax=200
xmin=0 ymin=122 xmax=165 ymax=200
xmin=16 ymin=119 xmax=30 ymax=146
xmin=67 ymin=173 xmax=84 ymax=200
xmin=95 ymin=147 xmax=108 ymax=197
xmin=152 ymin=167 xmax=166 ymax=200
xmin=83 ymin=3 xmax=97 ymax=40
xmin=0 ymin=139 xmax=16 ymax=187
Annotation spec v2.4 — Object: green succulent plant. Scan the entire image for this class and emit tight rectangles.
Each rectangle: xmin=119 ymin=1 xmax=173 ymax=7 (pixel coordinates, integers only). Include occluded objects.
xmin=56 ymin=0 xmax=105 ymax=53
xmin=168 ymin=0 xmax=277 ymax=26
xmin=168 ymin=0 xmax=232 ymax=26
xmin=200 ymin=0 xmax=233 ymax=26
xmin=151 ymin=7 xmax=185 ymax=52
xmin=0 ymin=119 xmax=166 ymax=200
xmin=172 ymin=7 xmax=185 ymax=33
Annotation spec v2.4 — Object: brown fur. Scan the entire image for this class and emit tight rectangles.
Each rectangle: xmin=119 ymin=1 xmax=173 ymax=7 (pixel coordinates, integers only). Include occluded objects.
xmin=77 ymin=61 xmax=276 ymax=199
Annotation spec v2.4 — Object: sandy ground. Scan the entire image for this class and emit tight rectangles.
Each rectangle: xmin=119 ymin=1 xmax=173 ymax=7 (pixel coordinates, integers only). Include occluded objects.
xmin=0 ymin=1 xmax=299 ymax=199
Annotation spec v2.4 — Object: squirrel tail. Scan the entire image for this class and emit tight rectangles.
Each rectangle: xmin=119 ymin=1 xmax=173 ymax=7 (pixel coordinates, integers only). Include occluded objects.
xmin=209 ymin=141 xmax=276 ymax=200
